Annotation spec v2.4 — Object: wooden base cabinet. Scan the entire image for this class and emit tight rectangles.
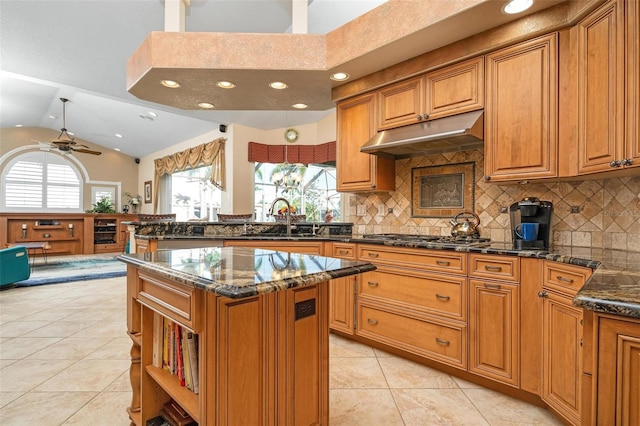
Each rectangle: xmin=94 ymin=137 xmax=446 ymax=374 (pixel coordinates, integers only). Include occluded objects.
xmin=328 ymin=243 xmax=356 ymax=335
xmin=127 ymin=266 xmax=329 ymax=426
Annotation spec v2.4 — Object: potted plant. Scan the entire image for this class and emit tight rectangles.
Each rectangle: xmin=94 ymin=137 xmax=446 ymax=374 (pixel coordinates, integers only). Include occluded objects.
xmin=87 ymin=196 xmax=116 ymax=213
xmin=123 ymin=192 xmax=142 ymax=214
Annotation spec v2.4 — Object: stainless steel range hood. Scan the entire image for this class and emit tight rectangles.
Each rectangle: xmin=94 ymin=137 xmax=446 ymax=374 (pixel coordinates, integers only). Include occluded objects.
xmin=360 ymin=110 xmax=484 ymax=159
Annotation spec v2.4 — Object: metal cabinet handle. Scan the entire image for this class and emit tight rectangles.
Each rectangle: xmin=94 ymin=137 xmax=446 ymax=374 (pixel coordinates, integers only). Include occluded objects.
xmin=367 ymin=281 xmax=379 ymax=287
xmin=416 ymin=115 xmax=423 ymax=121
xmin=435 ymin=294 xmax=450 ymax=301
xmin=368 ymin=253 xmax=379 ymax=258
xmin=423 ymin=114 xmax=430 ymax=120
xmin=338 ymin=250 xmax=349 ymax=255
xmin=483 ymin=283 xmax=501 ymax=290
xmin=435 ymin=337 xmax=450 ymax=346
xmin=610 ymin=160 xmax=622 ymax=168
xmin=626 ymin=158 xmax=633 ymax=166
xmin=436 ymin=260 xmax=450 ymax=266
xmin=537 ymin=290 xmax=548 ymax=298
xmin=556 ymin=276 xmax=574 ymax=283
xmin=484 ymin=265 xmax=502 ymax=272
xmin=367 ymin=318 xmax=378 ymax=325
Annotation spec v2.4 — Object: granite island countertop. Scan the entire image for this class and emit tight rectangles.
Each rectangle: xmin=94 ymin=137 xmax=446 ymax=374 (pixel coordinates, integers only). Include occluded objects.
xmin=118 ymin=246 xmax=376 ymax=299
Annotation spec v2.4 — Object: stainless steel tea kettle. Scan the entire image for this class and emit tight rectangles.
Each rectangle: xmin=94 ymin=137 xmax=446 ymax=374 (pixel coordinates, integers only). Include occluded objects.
xmin=450 ymin=212 xmax=480 ymax=237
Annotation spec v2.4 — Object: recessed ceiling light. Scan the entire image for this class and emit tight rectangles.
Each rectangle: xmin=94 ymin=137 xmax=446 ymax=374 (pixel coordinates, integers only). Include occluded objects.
xmin=139 ymin=114 xmax=154 ymax=121
xmin=115 ymin=133 xmax=123 ymax=138
xmin=15 ymin=124 xmax=23 ymax=127
xmin=148 ymin=111 xmax=158 ymax=117
xmin=502 ymin=0 xmax=533 ymax=14
xmin=48 ymin=115 xmax=56 ymax=119
xmin=161 ymin=80 xmax=181 ymax=88
xmin=292 ymin=103 xmax=308 ymax=109
xmin=115 ymin=148 xmax=121 ymax=152
xmin=269 ymin=81 xmax=288 ymax=89
xmin=216 ymin=81 xmax=236 ymax=89
xmin=330 ymin=72 xmax=350 ymax=81
xmin=198 ymin=102 xmax=215 ymax=109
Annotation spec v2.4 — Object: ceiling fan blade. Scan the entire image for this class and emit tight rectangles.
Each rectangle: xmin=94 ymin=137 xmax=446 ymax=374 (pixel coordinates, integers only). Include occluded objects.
xmin=52 ymin=140 xmax=76 ymax=146
xmin=72 ymin=147 xmax=102 ymax=155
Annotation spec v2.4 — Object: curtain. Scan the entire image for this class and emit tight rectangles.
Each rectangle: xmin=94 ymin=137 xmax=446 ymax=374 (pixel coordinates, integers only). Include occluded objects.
xmin=153 ymin=137 xmax=226 ymax=213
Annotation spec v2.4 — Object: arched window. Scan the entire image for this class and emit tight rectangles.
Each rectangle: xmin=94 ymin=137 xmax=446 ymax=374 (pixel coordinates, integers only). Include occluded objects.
xmin=1 ymin=151 xmax=83 ymax=212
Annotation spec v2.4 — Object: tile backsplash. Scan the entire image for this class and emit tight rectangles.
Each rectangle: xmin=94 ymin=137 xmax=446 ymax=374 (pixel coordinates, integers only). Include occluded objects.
xmin=348 ymin=149 xmax=640 ymax=252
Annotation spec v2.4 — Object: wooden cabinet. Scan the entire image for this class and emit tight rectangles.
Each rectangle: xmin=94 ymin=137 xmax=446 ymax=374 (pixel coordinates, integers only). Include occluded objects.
xmin=377 ymin=57 xmax=484 ymax=130
xmin=355 ymin=245 xmax=468 ymax=369
xmin=540 ymin=261 xmax=591 ymax=425
xmin=93 ymin=214 xmax=137 ymax=253
xmin=328 ymin=243 xmax=356 ymax=335
xmin=127 ymin=264 xmax=329 ymax=425
xmin=484 ymin=33 xmax=558 ymax=182
xmin=592 ymin=315 xmax=640 ymax=425
xmin=468 ymin=254 xmax=520 ymax=387
xmin=336 ymin=93 xmax=395 ymax=192
xmin=1 ymin=214 xmax=85 ymax=256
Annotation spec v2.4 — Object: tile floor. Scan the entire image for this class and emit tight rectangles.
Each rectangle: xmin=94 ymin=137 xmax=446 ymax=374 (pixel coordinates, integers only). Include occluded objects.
xmin=0 ymin=277 xmax=564 ymax=425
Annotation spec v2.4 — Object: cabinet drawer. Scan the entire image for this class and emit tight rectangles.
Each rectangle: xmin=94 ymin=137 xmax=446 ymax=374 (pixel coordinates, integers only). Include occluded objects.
xmin=469 ymin=254 xmax=520 ymax=282
xmin=357 ymin=302 xmax=466 ymax=369
xmin=331 ymin=243 xmax=356 ymax=259
xmin=543 ymin=261 xmax=591 ymax=296
xmin=137 ymin=273 xmax=198 ymax=331
xmin=358 ymin=245 xmax=466 ymax=275
xmin=358 ymin=268 xmax=466 ymax=320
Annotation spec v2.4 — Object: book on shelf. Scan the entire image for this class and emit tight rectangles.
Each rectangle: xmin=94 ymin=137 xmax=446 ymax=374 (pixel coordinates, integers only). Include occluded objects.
xmin=152 ymin=313 xmax=163 ymax=368
xmin=162 ymin=399 xmax=197 ymax=426
xmin=186 ymin=332 xmax=199 ymax=394
xmin=153 ymin=317 xmax=199 ymax=394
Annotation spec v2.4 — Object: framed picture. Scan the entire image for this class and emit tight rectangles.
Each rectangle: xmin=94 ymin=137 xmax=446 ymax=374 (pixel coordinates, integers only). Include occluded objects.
xmin=411 ymin=162 xmax=475 ymax=218
xmin=144 ymin=181 xmax=152 ymax=204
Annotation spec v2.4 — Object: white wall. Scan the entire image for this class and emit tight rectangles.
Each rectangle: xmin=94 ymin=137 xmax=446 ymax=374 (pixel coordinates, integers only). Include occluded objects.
xmin=138 ymin=111 xmax=337 ymax=214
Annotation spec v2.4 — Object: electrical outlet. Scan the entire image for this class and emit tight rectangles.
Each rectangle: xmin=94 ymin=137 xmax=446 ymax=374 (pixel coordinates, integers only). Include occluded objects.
xmin=388 ymin=208 xmax=393 ymax=214
xmin=356 ymin=205 xmax=366 ymax=216
xmin=376 ymin=204 xmax=385 ymax=216
xmin=570 ymin=206 xmax=581 ymax=213
xmin=500 ymin=207 xmax=508 ymax=213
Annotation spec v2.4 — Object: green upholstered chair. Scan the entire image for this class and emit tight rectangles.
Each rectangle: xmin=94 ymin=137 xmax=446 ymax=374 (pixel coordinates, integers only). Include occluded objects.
xmin=0 ymin=246 xmax=30 ymax=288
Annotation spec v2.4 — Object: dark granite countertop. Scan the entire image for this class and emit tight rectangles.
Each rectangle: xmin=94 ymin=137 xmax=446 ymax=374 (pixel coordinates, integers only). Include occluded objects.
xmin=118 ymin=247 xmax=376 ymax=299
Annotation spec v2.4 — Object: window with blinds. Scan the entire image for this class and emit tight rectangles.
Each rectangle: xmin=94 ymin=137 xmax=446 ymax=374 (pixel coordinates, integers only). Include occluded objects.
xmin=2 ymin=151 xmax=82 ymax=211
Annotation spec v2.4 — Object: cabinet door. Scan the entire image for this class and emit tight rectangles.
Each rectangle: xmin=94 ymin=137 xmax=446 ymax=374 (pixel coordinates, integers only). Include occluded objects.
xmin=336 ymin=93 xmax=395 ymax=192
xmin=625 ymin=0 xmax=640 ymax=168
xmin=542 ymin=291 xmax=583 ymax=425
xmin=425 ymin=57 xmax=484 ymax=120
xmin=468 ymin=279 xmax=519 ymax=386
xmin=377 ymin=77 xmax=424 ymax=130
xmin=597 ymin=317 xmax=640 ymax=425
xmin=577 ymin=0 xmax=625 ymax=174
xmin=329 ymin=275 xmax=355 ymax=335
xmin=485 ymin=33 xmax=558 ymax=181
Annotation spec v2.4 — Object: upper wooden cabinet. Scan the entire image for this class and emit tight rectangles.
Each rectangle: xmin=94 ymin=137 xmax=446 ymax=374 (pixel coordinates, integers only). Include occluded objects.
xmin=484 ymin=33 xmax=558 ymax=182
xmin=377 ymin=57 xmax=484 ymax=130
xmin=336 ymin=93 xmax=395 ymax=192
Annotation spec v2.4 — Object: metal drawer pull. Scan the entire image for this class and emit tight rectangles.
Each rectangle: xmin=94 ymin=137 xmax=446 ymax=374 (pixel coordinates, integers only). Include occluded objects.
xmin=338 ymin=250 xmax=349 ymax=255
xmin=435 ymin=338 xmax=450 ymax=346
xmin=368 ymin=253 xmax=379 ymax=258
xmin=435 ymin=294 xmax=450 ymax=301
xmin=436 ymin=260 xmax=450 ymax=266
xmin=484 ymin=265 xmax=502 ymax=272
xmin=556 ymin=276 xmax=574 ymax=283
xmin=484 ymin=283 xmax=501 ymax=290
xmin=367 ymin=281 xmax=379 ymax=287
xmin=367 ymin=318 xmax=378 ymax=325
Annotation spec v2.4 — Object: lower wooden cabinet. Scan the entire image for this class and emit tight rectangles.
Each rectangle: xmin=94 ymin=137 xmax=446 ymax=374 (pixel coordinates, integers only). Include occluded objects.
xmin=468 ymin=279 xmax=519 ymax=386
xmin=542 ymin=291 xmax=583 ymax=425
xmin=328 ymin=243 xmax=356 ymax=335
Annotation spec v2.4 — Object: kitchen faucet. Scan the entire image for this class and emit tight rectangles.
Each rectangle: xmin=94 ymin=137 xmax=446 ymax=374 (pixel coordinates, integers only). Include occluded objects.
xmin=268 ymin=197 xmax=293 ymax=237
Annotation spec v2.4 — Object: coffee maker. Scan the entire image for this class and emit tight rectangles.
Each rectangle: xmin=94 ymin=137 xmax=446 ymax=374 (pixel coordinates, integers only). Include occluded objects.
xmin=509 ymin=197 xmax=553 ymax=250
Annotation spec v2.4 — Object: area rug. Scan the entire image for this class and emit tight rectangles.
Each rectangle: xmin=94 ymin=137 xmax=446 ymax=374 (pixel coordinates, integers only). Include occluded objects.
xmin=16 ymin=254 xmax=127 ymax=286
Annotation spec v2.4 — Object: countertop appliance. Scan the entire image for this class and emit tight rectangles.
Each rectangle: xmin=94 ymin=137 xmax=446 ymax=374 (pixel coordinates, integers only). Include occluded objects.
xmin=361 ymin=233 xmax=491 ymax=247
xmin=509 ymin=197 xmax=553 ymax=250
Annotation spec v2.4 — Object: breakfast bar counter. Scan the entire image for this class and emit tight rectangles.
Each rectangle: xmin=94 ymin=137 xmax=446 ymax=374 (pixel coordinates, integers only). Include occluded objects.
xmin=119 ymin=247 xmax=375 ymax=426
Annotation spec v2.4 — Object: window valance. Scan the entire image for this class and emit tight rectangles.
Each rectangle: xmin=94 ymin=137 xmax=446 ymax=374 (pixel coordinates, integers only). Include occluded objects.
xmin=153 ymin=138 xmax=225 ymax=212
xmin=248 ymin=141 xmax=336 ymax=164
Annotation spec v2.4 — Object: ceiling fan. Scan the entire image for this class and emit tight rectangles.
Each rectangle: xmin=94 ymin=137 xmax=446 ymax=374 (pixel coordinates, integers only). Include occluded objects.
xmin=38 ymin=98 xmax=102 ymax=156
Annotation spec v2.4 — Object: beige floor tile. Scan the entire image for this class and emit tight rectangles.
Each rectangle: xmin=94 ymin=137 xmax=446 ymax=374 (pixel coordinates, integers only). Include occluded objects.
xmin=0 ymin=358 xmax=17 ymax=369
xmin=26 ymin=337 xmax=113 ymax=360
xmin=330 ymin=357 xmax=388 ymax=389
xmin=462 ymin=388 xmax=564 ymax=425
xmin=0 ymin=320 xmax=50 ymax=337
xmin=36 ymin=359 xmax=131 ymax=392
xmin=330 ymin=389 xmax=404 ymax=426
xmin=21 ymin=307 xmax=86 ymax=322
xmin=63 ymin=308 xmax=125 ymax=323
xmin=392 ymin=388 xmax=490 ymax=425
xmin=0 ymin=391 xmax=24 ymax=408
xmin=330 ymin=333 xmax=376 ymax=358
xmin=84 ymin=337 xmax=132 ymax=360
xmin=69 ymin=316 xmax=126 ymax=338
xmin=378 ymin=356 xmax=458 ymax=389
xmin=0 ymin=391 xmax=96 ymax=426
xmin=22 ymin=319 xmax=99 ymax=338
xmin=451 ymin=375 xmax=484 ymax=389
xmin=373 ymin=347 xmax=396 ymax=358
xmin=105 ymin=370 xmax=133 ymax=392
xmin=0 ymin=336 xmax=61 ymax=359
xmin=62 ymin=391 xmax=132 ymax=425
xmin=0 ymin=359 xmax=75 ymax=392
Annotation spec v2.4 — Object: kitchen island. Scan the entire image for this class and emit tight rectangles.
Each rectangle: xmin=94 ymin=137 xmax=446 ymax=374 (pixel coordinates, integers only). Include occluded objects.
xmin=119 ymin=247 xmax=375 ymax=426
